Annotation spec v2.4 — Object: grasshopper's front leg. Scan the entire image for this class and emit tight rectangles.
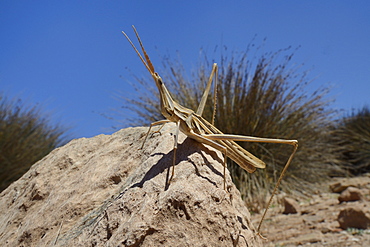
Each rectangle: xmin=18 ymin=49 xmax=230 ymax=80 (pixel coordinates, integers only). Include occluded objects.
xmin=169 ymin=120 xmax=180 ymax=183
xmin=140 ymin=120 xmax=171 ymax=149
xmin=140 ymin=119 xmax=181 ymax=186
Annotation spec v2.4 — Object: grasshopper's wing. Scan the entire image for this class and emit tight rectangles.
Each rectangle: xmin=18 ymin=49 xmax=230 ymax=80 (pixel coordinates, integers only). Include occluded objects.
xmin=192 ymin=115 xmax=266 ymax=173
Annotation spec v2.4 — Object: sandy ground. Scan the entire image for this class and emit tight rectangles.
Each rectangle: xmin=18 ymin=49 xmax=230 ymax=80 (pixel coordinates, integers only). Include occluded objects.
xmin=251 ymin=174 xmax=370 ymax=246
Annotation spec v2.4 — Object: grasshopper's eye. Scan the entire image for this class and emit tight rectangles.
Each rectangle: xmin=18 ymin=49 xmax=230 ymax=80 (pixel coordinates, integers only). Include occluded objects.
xmin=155 ymin=73 xmax=163 ymax=83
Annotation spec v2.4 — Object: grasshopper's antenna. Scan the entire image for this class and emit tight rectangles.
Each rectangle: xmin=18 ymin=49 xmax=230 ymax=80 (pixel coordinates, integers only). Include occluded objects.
xmin=131 ymin=25 xmax=155 ymax=74
xmin=122 ymin=26 xmax=154 ymax=75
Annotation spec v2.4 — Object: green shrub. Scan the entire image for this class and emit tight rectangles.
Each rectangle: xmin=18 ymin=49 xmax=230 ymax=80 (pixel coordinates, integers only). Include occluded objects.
xmin=120 ymin=45 xmax=343 ymax=211
xmin=0 ymin=93 xmax=68 ymax=192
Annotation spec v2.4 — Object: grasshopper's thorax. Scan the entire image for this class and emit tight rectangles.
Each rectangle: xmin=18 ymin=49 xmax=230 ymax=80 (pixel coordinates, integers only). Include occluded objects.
xmin=154 ymin=73 xmax=196 ymax=128
xmin=154 ymin=74 xmax=177 ymax=121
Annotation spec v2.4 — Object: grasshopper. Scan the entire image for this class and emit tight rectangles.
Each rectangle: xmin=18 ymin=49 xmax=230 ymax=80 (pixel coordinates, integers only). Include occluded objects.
xmin=122 ymin=26 xmax=298 ymax=236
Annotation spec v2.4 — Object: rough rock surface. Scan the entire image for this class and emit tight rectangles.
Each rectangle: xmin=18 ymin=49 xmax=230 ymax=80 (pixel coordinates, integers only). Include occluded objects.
xmin=338 ymin=186 xmax=363 ymax=203
xmin=338 ymin=206 xmax=370 ymax=230
xmin=0 ymin=123 xmax=262 ymax=246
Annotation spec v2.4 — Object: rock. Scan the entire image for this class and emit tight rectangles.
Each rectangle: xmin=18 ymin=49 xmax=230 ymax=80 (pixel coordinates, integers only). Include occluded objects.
xmin=283 ymin=197 xmax=300 ymax=214
xmin=338 ymin=186 xmax=363 ymax=203
xmin=330 ymin=182 xmax=353 ymax=193
xmin=0 ymin=124 xmax=262 ymax=246
xmin=338 ymin=206 xmax=370 ymax=229
xmin=330 ymin=177 xmax=367 ymax=193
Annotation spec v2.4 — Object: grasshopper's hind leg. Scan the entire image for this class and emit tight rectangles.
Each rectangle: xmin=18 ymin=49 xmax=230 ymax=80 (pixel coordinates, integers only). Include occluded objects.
xmin=256 ymin=142 xmax=298 ymax=236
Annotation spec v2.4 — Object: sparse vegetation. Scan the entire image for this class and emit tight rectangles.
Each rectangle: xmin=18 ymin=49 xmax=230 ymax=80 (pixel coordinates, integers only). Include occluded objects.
xmin=120 ymin=45 xmax=345 ymax=211
xmin=346 ymin=227 xmax=365 ymax=236
xmin=0 ymin=93 xmax=68 ymax=192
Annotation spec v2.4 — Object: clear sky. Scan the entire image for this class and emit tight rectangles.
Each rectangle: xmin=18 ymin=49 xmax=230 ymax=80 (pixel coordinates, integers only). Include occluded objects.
xmin=1 ymin=1 xmax=369 ymax=139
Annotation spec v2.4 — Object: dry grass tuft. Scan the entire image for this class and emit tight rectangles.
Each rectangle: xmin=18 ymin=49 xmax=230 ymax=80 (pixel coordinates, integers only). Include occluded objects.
xmin=0 ymin=93 xmax=68 ymax=192
xmin=331 ymin=106 xmax=370 ymax=175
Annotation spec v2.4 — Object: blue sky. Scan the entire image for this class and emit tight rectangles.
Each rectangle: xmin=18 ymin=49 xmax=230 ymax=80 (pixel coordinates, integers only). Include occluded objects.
xmin=1 ymin=1 xmax=369 ymax=139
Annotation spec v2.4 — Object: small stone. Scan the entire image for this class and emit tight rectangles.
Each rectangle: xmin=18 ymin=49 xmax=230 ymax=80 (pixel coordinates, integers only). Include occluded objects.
xmin=329 ymin=177 xmax=366 ymax=193
xmin=338 ymin=206 xmax=370 ymax=229
xmin=283 ymin=197 xmax=300 ymax=214
xmin=338 ymin=187 xmax=362 ymax=203
xmin=330 ymin=182 xmax=352 ymax=193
